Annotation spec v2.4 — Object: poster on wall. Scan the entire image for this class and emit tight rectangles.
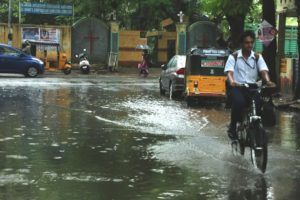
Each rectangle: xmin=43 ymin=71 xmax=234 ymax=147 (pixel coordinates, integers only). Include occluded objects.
xmin=22 ymin=27 xmax=61 ymax=43
xmin=22 ymin=27 xmax=40 ymax=41
xmin=256 ymin=20 xmax=278 ymax=47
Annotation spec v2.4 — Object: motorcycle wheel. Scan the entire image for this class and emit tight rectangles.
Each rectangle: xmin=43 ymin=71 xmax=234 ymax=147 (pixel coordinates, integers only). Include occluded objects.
xmin=63 ymin=68 xmax=72 ymax=75
xmin=81 ymin=66 xmax=90 ymax=74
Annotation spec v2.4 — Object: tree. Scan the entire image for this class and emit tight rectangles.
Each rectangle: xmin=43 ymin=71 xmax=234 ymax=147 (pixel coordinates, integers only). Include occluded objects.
xmin=0 ymin=0 xmax=21 ymax=24
xmin=200 ymin=0 xmax=254 ymax=50
xmin=294 ymin=0 xmax=300 ymax=99
xmin=0 ymin=0 xmax=209 ymax=30
xmin=262 ymin=0 xmax=277 ymax=83
xmin=131 ymin=0 xmax=199 ymax=30
xmin=130 ymin=0 xmax=174 ymax=30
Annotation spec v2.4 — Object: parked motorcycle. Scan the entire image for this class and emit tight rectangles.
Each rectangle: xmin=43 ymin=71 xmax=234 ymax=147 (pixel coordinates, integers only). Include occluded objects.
xmin=76 ymin=49 xmax=90 ymax=74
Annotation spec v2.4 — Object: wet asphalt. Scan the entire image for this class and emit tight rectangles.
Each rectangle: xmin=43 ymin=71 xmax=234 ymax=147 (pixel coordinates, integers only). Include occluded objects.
xmin=0 ymin=71 xmax=299 ymax=200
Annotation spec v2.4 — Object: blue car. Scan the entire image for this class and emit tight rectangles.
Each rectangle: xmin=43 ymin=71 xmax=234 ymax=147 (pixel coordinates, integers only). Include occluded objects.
xmin=0 ymin=44 xmax=44 ymax=77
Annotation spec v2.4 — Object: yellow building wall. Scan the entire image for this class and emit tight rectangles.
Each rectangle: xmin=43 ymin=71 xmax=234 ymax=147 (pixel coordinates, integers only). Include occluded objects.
xmin=157 ymin=32 xmax=176 ymax=64
xmin=119 ymin=30 xmax=147 ymax=67
xmin=0 ymin=23 xmax=71 ymax=66
xmin=0 ymin=24 xmax=22 ymax=48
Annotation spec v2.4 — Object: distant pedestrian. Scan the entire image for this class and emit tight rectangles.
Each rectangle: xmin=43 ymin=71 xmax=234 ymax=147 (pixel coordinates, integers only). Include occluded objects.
xmin=22 ymin=40 xmax=31 ymax=55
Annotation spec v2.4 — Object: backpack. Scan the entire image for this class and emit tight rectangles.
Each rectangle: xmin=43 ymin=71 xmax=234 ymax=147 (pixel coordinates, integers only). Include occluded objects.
xmin=232 ymin=51 xmax=260 ymax=72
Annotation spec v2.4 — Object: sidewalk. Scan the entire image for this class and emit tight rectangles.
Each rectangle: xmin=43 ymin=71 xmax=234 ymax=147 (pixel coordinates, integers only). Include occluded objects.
xmin=273 ymin=96 xmax=300 ymax=111
xmin=43 ymin=66 xmax=161 ymax=78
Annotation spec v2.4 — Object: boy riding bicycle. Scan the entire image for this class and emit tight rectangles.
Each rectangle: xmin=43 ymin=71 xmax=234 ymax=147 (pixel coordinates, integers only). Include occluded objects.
xmin=224 ymin=31 xmax=276 ymax=140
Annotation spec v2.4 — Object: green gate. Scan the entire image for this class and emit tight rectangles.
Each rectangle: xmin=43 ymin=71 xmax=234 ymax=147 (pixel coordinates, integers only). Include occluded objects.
xmin=285 ymin=27 xmax=298 ymax=58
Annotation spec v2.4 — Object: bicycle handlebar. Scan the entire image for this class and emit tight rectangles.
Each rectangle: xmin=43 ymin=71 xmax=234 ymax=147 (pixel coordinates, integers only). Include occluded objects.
xmin=236 ymin=83 xmax=276 ymax=89
xmin=235 ymin=83 xmax=277 ymax=96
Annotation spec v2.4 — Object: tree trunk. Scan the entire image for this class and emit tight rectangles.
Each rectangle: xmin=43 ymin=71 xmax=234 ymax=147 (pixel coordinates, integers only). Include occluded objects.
xmin=262 ymin=0 xmax=277 ymax=83
xmin=226 ymin=15 xmax=245 ymax=50
xmin=295 ymin=2 xmax=300 ymax=99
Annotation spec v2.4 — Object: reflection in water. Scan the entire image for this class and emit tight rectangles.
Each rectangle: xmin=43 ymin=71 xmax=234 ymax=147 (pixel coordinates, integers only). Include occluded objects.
xmin=227 ymin=171 xmax=273 ymax=200
xmin=269 ymin=112 xmax=300 ymax=151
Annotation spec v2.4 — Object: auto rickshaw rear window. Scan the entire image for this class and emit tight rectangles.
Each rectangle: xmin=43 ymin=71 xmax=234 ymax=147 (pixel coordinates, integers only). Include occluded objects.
xmin=201 ymin=57 xmax=225 ymax=68
xmin=190 ymin=55 xmax=226 ymax=76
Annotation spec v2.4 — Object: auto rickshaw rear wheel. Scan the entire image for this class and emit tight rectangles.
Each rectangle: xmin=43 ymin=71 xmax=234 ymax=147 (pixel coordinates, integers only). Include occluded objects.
xmin=186 ymin=96 xmax=196 ymax=107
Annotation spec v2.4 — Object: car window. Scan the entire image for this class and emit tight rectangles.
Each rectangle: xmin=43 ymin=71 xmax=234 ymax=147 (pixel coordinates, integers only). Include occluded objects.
xmin=177 ymin=56 xmax=186 ymax=68
xmin=168 ymin=57 xmax=177 ymax=68
xmin=0 ymin=47 xmax=4 ymax=54
xmin=167 ymin=57 xmax=175 ymax=68
xmin=1 ymin=46 xmax=20 ymax=57
xmin=170 ymin=57 xmax=177 ymax=68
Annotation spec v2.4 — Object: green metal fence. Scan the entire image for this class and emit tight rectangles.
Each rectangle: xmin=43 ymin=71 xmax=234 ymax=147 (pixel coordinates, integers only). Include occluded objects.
xmin=285 ymin=27 xmax=298 ymax=58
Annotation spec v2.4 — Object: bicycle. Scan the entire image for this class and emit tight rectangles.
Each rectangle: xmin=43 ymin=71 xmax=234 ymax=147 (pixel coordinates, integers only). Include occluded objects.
xmin=231 ymin=83 xmax=276 ymax=173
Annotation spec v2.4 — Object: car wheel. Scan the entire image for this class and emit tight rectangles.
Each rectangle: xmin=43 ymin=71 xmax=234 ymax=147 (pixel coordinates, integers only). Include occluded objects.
xmin=81 ymin=66 xmax=90 ymax=74
xmin=26 ymin=66 xmax=38 ymax=77
xmin=159 ymin=79 xmax=165 ymax=95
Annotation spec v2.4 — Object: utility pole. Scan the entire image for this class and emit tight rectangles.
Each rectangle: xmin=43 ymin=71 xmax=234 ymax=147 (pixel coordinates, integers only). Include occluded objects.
xmin=8 ymin=0 xmax=13 ymax=46
xmin=262 ymin=0 xmax=277 ymax=84
xmin=294 ymin=0 xmax=300 ymax=99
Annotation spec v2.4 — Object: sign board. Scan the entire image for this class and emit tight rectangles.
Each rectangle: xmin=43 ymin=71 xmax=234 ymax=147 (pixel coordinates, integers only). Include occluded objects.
xmin=22 ymin=27 xmax=61 ymax=43
xmin=256 ymin=20 xmax=278 ymax=47
xmin=201 ymin=58 xmax=225 ymax=68
xmin=21 ymin=2 xmax=73 ymax=16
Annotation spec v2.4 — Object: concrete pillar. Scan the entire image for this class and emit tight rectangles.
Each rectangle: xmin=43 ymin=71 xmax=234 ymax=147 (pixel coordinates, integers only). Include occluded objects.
xmin=277 ymin=12 xmax=287 ymax=89
xmin=109 ymin=21 xmax=120 ymax=53
xmin=176 ymin=23 xmax=188 ymax=55
xmin=109 ymin=21 xmax=120 ymax=70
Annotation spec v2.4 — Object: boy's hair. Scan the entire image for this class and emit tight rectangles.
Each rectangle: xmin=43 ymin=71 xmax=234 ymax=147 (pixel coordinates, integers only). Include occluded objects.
xmin=240 ymin=31 xmax=256 ymax=43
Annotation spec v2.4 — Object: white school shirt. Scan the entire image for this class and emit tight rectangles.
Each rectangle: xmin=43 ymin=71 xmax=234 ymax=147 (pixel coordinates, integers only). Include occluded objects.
xmin=224 ymin=50 xmax=269 ymax=84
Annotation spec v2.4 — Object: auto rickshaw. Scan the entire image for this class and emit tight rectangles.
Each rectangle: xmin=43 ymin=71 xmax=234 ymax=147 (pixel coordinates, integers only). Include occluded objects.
xmin=26 ymin=41 xmax=72 ymax=75
xmin=184 ymin=48 xmax=230 ymax=105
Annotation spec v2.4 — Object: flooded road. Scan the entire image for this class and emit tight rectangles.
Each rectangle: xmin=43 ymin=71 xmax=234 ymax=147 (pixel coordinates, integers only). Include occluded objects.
xmin=0 ymin=75 xmax=299 ymax=200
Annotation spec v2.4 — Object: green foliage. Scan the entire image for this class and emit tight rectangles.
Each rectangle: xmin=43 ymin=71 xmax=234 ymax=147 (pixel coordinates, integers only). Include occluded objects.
xmin=0 ymin=0 xmax=199 ymax=29
xmin=200 ymin=0 xmax=253 ymax=18
xmin=200 ymin=0 xmax=261 ymax=38
xmin=0 ymin=0 xmax=21 ymax=23
xmin=246 ymin=1 xmax=262 ymax=24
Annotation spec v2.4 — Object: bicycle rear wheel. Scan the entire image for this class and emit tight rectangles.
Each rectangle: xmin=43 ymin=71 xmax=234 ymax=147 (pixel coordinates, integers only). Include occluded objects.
xmin=237 ymin=125 xmax=246 ymax=155
xmin=250 ymin=124 xmax=268 ymax=173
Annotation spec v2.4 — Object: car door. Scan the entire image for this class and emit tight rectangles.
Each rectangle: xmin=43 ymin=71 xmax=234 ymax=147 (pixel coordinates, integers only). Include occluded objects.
xmin=162 ymin=57 xmax=175 ymax=89
xmin=1 ymin=46 xmax=24 ymax=73
xmin=166 ymin=56 xmax=177 ymax=86
xmin=0 ymin=46 xmax=8 ymax=73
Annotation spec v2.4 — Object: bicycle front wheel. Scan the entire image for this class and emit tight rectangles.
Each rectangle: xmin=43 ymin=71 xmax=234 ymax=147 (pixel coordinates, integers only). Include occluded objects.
xmin=250 ymin=124 xmax=268 ymax=173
